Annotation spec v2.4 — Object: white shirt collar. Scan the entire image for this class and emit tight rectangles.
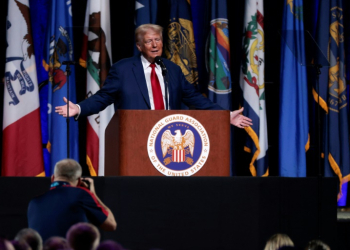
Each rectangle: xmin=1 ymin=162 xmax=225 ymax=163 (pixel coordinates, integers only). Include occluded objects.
xmin=140 ymin=54 xmax=160 ymax=70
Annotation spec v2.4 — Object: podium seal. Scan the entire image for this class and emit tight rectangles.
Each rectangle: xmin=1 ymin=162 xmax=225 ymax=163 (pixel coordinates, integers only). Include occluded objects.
xmin=147 ymin=114 xmax=210 ymax=176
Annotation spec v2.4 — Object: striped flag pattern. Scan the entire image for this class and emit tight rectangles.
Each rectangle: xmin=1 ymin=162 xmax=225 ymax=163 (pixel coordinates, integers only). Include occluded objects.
xmin=2 ymin=0 xmax=44 ymax=176
xmin=80 ymin=0 xmax=114 ymax=176
xmin=172 ymin=150 xmax=185 ymax=162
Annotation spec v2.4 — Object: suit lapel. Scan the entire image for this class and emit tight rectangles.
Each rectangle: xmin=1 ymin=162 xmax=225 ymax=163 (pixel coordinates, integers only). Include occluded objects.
xmin=164 ymin=60 xmax=174 ymax=109
xmin=132 ymin=56 xmax=151 ymax=109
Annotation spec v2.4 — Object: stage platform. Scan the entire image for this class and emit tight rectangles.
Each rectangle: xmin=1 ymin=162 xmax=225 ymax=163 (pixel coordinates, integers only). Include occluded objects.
xmin=0 ymin=177 xmax=338 ymax=249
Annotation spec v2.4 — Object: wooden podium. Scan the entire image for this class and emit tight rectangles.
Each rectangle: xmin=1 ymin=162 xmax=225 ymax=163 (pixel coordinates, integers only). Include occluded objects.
xmin=105 ymin=110 xmax=230 ymax=176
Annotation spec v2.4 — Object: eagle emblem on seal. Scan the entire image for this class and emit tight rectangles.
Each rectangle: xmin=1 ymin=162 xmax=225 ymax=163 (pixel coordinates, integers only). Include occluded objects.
xmin=161 ymin=129 xmax=195 ymax=164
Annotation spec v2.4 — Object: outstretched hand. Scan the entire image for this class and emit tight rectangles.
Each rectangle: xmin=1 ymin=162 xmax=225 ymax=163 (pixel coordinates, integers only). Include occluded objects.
xmin=230 ymin=107 xmax=253 ymax=128
xmin=55 ymin=97 xmax=79 ymax=117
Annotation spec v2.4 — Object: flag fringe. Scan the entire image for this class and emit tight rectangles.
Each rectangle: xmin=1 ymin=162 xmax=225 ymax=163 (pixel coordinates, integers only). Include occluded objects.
xmin=244 ymin=146 xmax=251 ymax=153
xmin=328 ymin=152 xmax=343 ymax=201
xmin=244 ymin=126 xmax=261 ymax=177
xmin=79 ymin=58 xmax=87 ymax=68
xmin=42 ymin=59 xmax=49 ymax=72
xmin=312 ymin=88 xmax=328 ymax=114
xmin=36 ymin=171 xmax=46 ymax=177
xmin=87 ymin=155 xmax=97 ymax=176
xmin=46 ymin=141 xmax=51 ymax=153
xmin=262 ymin=168 xmax=269 ymax=177
xmin=305 ymin=133 xmax=310 ymax=152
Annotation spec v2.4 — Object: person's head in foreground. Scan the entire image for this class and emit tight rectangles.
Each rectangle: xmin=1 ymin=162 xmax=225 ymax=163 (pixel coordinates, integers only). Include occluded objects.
xmin=304 ymin=239 xmax=330 ymax=250
xmin=11 ymin=240 xmax=31 ymax=250
xmin=0 ymin=238 xmax=15 ymax=250
xmin=43 ymin=236 xmax=69 ymax=250
xmin=66 ymin=222 xmax=100 ymax=250
xmin=15 ymin=228 xmax=43 ymax=250
xmin=264 ymin=233 xmax=294 ymax=250
xmin=96 ymin=240 xmax=124 ymax=250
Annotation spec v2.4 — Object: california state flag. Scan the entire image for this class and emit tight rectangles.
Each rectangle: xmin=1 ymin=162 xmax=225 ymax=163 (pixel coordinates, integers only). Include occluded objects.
xmin=80 ymin=0 xmax=114 ymax=176
xmin=2 ymin=0 xmax=44 ymax=176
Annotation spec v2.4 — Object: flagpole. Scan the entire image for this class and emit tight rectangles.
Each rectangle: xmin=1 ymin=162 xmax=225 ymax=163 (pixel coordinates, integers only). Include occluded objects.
xmin=62 ymin=61 xmax=76 ymax=159
xmin=315 ymin=64 xmax=322 ymax=240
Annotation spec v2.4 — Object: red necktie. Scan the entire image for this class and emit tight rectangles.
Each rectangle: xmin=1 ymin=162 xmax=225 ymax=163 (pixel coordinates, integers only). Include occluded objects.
xmin=150 ymin=63 xmax=165 ymax=110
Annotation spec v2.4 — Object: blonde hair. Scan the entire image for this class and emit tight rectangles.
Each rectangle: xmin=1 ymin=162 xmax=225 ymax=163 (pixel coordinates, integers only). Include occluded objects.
xmin=135 ymin=24 xmax=163 ymax=43
xmin=264 ymin=234 xmax=294 ymax=250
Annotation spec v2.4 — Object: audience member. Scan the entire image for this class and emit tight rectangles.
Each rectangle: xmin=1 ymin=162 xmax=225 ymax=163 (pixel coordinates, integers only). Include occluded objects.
xmin=96 ymin=240 xmax=124 ymax=250
xmin=27 ymin=159 xmax=116 ymax=241
xmin=0 ymin=238 xmax=15 ymax=250
xmin=304 ymin=240 xmax=330 ymax=250
xmin=43 ymin=237 xmax=69 ymax=250
xmin=264 ymin=233 xmax=294 ymax=250
xmin=66 ymin=223 xmax=100 ymax=250
xmin=11 ymin=240 xmax=31 ymax=250
xmin=15 ymin=228 xmax=42 ymax=250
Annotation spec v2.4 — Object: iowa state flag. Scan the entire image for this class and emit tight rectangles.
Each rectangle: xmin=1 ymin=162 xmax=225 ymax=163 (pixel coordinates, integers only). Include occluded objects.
xmin=315 ymin=0 xmax=350 ymax=206
xmin=80 ymin=0 xmax=113 ymax=176
xmin=239 ymin=0 xmax=268 ymax=176
xmin=2 ymin=0 xmax=44 ymax=176
xmin=43 ymin=0 xmax=79 ymax=175
xmin=279 ymin=0 xmax=309 ymax=177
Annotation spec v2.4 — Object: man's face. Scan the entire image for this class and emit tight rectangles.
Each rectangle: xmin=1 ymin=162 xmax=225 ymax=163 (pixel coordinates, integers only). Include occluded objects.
xmin=136 ymin=29 xmax=163 ymax=63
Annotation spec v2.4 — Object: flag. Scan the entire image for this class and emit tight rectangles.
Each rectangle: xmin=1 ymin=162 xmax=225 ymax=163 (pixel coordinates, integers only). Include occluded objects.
xmin=2 ymin=0 xmax=44 ymax=176
xmin=315 ymin=0 xmax=350 ymax=206
xmin=80 ymin=0 xmax=113 ymax=176
xmin=29 ymin=0 xmax=51 ymax=172
xmin=239 ymin=0 xmax=268 ymax=176
xmin=279 ymin=0 xmax=309 ymax=177
xmin=165 ymin=0 xmax=198 ymax=86
xmin=134 ymin=0 xmax=158 ymax=54
xmin=43 ymin=0 xmax=79 ymax=175
xmin=207 ymin=0 xmax=231 ymax=110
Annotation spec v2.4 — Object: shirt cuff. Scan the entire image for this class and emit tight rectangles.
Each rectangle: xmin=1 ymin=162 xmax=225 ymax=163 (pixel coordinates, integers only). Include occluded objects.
xmin=74 ymin=104 xmax=81 ymax=121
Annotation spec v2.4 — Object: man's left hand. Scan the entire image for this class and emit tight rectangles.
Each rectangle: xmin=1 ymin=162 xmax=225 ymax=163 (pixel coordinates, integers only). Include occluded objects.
xmin=230 ymin=107 xmax=253 ymax=128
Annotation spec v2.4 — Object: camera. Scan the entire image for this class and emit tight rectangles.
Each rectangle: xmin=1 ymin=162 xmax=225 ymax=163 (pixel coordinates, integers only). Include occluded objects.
xmin=81 ymin=179 xmax=91 ymax=190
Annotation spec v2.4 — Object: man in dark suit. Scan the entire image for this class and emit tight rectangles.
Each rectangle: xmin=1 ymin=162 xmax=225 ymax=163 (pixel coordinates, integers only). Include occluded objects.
xmin=55 ymin=24 xmax=252 ymax=128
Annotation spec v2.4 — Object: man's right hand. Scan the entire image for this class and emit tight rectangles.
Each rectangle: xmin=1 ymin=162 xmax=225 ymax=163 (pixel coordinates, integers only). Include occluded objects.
xmin=55 ymin=97 xmax=79 ymax=117
xmin=81 ymin=177 xmax=96 ymax=195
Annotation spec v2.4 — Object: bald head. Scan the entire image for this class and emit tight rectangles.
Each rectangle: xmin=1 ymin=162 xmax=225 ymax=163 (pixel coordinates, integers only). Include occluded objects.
xmin=53 ymin=159 xmax=82 ymax=184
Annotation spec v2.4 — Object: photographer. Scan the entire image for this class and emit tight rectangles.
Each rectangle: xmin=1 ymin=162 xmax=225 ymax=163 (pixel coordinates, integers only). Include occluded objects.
xmin=27 ymin=159 xmax=116 ymax=241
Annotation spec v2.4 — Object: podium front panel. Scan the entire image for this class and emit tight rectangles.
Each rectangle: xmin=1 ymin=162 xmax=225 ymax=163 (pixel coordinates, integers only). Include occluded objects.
xmin=105 ymin=110 xmax=230 ymax=176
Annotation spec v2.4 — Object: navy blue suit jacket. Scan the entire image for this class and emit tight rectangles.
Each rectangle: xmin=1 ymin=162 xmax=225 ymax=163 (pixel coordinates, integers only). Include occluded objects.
xmin=79 ymin=55 xmax=222 ymax=116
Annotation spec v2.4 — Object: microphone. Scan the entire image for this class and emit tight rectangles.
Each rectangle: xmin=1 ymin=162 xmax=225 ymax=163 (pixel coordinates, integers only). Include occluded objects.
xmin=154 ymin=56 xmax=169 ymax=110
xmin=154 ymin=56 xmax=167 ymax=76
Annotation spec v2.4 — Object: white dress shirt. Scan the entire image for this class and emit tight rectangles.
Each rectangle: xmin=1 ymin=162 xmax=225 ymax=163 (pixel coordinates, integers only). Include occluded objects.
xmin=140 ymin=55 xmax=166 ymax=110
